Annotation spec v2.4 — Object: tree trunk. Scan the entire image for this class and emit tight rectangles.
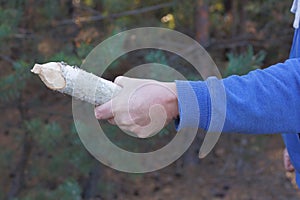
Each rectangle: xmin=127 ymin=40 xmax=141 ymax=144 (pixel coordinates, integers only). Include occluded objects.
xmin=231 ymin=0 xmax=247 ymax=37
xmin=195 ymin=0 xmax=210 ymax=47
xmin=7 ymin=102 xmax=32 ymax=200
xmin=82 ymin=162 xmax=103 ymax=199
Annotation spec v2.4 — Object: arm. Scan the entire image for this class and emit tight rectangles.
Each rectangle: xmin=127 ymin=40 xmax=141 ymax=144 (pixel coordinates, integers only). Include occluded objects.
xmin=177 ymin=58 xmax=300 ymax=134
xmin=95 ymin=58 xmax=300 ymax=137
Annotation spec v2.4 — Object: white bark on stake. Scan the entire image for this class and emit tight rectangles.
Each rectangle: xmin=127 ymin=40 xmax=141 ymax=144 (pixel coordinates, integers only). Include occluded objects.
xmin=31 ymin=62 xmax=122 ymax=105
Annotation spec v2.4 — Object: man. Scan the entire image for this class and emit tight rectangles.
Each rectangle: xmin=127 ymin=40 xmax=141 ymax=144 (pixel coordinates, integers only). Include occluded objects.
xmin=95 ymin=1 xmax=300 ymax=187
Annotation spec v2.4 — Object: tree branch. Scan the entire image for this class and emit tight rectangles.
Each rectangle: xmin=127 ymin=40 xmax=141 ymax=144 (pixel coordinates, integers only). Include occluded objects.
xmin=57 ymin=2 xmax=174 ymax=25
xmin=0 ymin=54 xmax=15 ymax=65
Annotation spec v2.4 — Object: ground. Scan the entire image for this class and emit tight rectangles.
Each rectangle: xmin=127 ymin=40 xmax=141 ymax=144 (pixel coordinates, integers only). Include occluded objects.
xmin=97 ymin=134 xmax=300 ymax=200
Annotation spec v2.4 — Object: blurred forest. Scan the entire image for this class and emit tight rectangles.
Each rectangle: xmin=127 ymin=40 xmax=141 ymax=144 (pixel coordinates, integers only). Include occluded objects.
xmin=1 ymin=0 xmax=300 ymax=199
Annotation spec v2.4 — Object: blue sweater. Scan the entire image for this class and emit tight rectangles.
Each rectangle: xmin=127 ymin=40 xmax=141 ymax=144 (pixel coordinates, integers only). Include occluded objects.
xmin=175 ymin=29 xmax=300 ymax=186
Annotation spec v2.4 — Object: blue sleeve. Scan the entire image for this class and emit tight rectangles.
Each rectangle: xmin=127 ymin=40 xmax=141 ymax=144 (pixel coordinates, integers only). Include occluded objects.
xmin=176 ymin=58 xmax=300 ymax=134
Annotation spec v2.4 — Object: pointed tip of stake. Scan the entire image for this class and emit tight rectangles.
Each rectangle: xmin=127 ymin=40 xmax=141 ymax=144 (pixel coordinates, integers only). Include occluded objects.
xmin=31 ymin=63 xmax=42 ymax=74
xmin=31 ymin=62 xmax=66 ymax=90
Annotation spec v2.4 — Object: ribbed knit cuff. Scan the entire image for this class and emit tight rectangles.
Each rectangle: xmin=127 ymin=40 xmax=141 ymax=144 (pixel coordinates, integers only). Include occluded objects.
xmin=175 ymin=80 xmax=211 ymax=131
xmin=296 ymin=172 xmax=300 ymax=188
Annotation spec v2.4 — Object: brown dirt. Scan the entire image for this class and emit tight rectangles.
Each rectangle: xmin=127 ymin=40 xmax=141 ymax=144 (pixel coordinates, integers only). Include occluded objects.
xmin=96 ymin=134 xmax=300 ymax=200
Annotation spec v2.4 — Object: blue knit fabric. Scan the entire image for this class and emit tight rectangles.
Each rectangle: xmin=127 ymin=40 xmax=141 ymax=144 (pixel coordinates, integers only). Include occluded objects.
xmin=283 ymin=28 xmax=300 ymax=187
xmin=175 ymin=29 xmax=300 ymax=188
xmin=176 ymin=58 xmax=300 ymax=133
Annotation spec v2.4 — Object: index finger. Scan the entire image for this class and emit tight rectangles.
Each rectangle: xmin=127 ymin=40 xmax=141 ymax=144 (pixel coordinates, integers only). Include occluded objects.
xmin=94 ymin=100 xmax=114 ymax=120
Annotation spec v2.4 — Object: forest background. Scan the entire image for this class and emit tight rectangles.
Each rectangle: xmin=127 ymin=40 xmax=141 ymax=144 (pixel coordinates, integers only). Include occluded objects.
xmin=1 ymin=0 xmax=299 ymax=199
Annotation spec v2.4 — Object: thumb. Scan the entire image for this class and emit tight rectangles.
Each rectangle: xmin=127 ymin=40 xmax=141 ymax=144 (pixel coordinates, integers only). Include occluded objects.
xmin=114 ymin=76 xmax=153 ymax=87
xmin=114 ymin=76 xmax=131 ymax=87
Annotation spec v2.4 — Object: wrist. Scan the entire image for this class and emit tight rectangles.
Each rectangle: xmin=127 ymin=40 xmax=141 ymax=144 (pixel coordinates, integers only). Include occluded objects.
xmin=164 ymin=82 xmax=179 ymax=119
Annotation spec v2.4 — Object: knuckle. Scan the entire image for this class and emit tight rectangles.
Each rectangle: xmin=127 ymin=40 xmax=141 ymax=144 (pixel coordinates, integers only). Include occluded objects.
xmin=114 ymin=76 xmax=124 ymax=85
xmin=131 ymin=126 xmax=142 ymax=136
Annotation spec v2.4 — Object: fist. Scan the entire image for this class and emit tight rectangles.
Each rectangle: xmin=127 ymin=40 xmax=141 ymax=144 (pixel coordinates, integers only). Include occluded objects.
xmin=94 ymin=76 xmax=179 ymax=138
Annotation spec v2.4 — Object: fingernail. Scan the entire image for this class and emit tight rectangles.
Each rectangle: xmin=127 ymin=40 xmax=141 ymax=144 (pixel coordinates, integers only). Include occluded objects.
xmin=95 ymin=109 xmax=101 ymax=119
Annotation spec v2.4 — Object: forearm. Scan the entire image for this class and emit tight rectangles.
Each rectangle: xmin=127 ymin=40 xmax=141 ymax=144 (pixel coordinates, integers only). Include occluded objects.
xmin=176 ymin=58 xmax=300 ymax=134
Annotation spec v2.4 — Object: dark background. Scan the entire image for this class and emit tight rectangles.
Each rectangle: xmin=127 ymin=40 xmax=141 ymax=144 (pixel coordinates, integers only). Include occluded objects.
xmin=1 ymin=0 xmax=299 ymax=199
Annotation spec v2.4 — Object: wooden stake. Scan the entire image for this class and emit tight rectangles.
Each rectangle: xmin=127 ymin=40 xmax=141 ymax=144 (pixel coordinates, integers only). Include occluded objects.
xmin=31 ymin=62 xmax=121 ymax=105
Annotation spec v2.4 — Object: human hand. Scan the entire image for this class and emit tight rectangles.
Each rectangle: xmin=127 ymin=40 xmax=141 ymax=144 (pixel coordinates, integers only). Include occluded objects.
xmin=94 ymin=76 xmax=179 ymax=138
xmin=283 ymin=148 xmax=295 ymax=172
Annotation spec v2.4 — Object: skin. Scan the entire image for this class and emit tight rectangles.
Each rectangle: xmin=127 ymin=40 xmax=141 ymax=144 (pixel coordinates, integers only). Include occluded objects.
xmin=95 ymin=76 xmax=295 ymax=171
xmin=94 ymin=76 xmax=179 ymax=138
xmin=284 ymin=148 xmax=295 ymax=172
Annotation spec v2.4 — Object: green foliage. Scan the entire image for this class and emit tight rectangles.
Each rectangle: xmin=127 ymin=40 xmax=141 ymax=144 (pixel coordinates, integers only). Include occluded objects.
xmin=20 ymin=179 xmax=81 ymax=200
xmin=246 ymin=0 xmax=291 ymax=26
xmin=0 ymin=8 xmax=22 ymax=40
xmin=50 ymin=52 xmax=81 ymax=66
xmin=0 ymin=9 xmax=25 ymax=126
xmin=102 ymin=0 xmax=134 ymax=13
xmin=25 ymin=119 xmax=64 ymax=179
xmin=172 ymin=0 xmax=194 ymax=30
xmin=0 ymin=61 xmax=31 ymax=103
xmin=83 ymin=0 xmax=96 ymax=7
xmin=49 ymin=43 xmax=94 ymax=66
xmin=53 ymin=179 xmax=82 ymax=200
xmin=0 ymin=189 xmax=3 ymax=200
xmin=25 ymin=119 xmax=93 ymax=180
xmin=97 ymin=181 xmax=115 ymax=199
xmin=0 ymin=146 xmax=13 ymax=169
xmin=145 ymin=50 xmax=168 ymax=65
xmin=224 ymin=46 xmax=266 ymax=77
xmin=0 ymin=0 xmax=295 ymax=199
xmin=41 ymin=0 xmax=60 ymax=20
xmin=76 ymin=43 xmax=94 ymax=59
xmin=25 ymin=119 xmax=62 ymax=149
xmin=66 ymin=123 xmax=95 ymax=174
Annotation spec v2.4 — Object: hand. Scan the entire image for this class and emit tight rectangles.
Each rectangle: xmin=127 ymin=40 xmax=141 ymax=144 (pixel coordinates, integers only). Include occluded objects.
xmin=94 ymin=76 xmax=179 ymax=138
xmin=283 ymin=148 xmax=295 ymax=172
